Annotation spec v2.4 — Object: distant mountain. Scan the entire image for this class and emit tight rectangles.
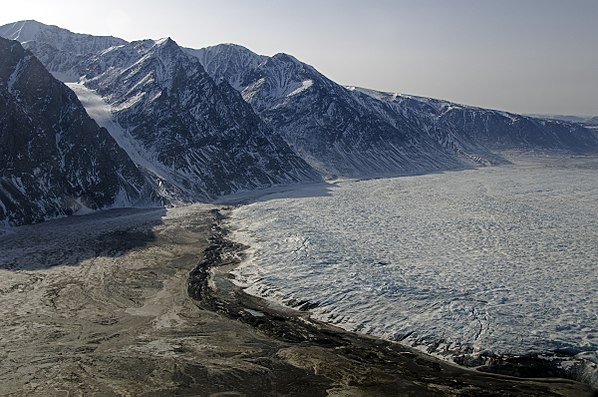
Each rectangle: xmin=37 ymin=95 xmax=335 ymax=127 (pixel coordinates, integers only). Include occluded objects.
xmin=0 ymin=37 xmax=151 ymax=227
xmin=191 ymin=44 xmax=493 ymax=177
xmin=191 ymin=45 xmax=598 ymax=177
xmin=527 ymin=114 xmax=597 ymax=124
xmin=353 ymin=88 xmax=598 ymax=153
xmin=584 ymin=116 xmax=598 ymax=127
xmin=0 ymin=20 xmax=125 ymax=81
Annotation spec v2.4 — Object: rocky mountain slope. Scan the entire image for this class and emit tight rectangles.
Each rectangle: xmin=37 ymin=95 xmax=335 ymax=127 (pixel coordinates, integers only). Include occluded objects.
xmin=191 ymin=44 xmax=492 ymax=177
xmin=1 ymin=21 xmax=320 ymax=205
xmin=79 ymin=38 xmax=319 ymax=201
xmin=186 ymin=44 xmax=268 ymax=91
xmin=0 ymin=37 xmax=150 ymax=227
xmin=353 ymin=87 xmax=598 ymax=152
xmin=192 ymin=44 xmax=598 ymax=176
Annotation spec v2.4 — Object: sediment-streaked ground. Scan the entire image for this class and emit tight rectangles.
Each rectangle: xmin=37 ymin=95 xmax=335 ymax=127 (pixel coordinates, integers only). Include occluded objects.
xmin=0 ymin=202 xmax=594 ymax=396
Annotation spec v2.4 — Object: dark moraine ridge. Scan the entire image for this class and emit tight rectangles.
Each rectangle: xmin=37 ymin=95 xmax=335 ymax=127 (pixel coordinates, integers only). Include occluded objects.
xmin=187 ymin=208 xmax=597 ymax=396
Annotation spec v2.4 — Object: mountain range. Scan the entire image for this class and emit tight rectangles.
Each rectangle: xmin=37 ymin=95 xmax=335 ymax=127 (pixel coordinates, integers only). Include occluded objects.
xmin=527 ymin=114 xmax=598 ymax=126
xmin=1 ymin=20 xmax=597 ymax=226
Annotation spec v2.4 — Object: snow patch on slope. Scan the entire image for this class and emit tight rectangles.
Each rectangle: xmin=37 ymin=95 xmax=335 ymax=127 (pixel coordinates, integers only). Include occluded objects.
xmin=287 ymin=79 xmax=313 ymax=97
xmin=66 ymin=83 xmax=183 ymax=200
xmin=7 ymin=59 xmax=25 ymax=92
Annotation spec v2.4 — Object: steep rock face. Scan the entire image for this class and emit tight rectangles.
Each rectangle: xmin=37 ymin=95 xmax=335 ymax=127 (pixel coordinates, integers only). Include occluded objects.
xmin=78 ymin=38 xmax=319 ymax=200
xmin=0 ymin=37 xmax=150 ymax=227
xmin=0 ymin=20 xmax=125 ymax=81
xmin=354 ymin=88 xmax=598 ymax=153
xmin=186 ymin=44 xmax=268 ymax=91
xmin=193 ymin=45 xmax=483 ymax=177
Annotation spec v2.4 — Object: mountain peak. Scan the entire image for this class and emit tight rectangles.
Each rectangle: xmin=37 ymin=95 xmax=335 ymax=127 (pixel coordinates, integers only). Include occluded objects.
xmin=154 ymin=37 xmax=176 ymax=47
xmin=213 ymin=42 xmax=256 ymax=52
xmin=0 ymin=20 xmax=126 ymax=46
xmin=145 ymin=38 xmax=191 ymax=69
xmin=134 ymin=37 xmax=182 ymax=57
xmin=0 ymin=20 xmax=49 ymax=42
xmin=268 ymin=53 xmax=318 ymax=75
xmin=187 ymin=43 xmax=268 ymax=91
xmin=146 ymin=37 xmax=183 ymax=58
xmin=0 ymin=20 xmax=128 ymax=82
xmin=271 ymin=52 xmax=299 ymax=63
xmin=189 ymin=42 xmax=265 ymax=64
xmin=79 ymin=36 xmax=200 ymax=98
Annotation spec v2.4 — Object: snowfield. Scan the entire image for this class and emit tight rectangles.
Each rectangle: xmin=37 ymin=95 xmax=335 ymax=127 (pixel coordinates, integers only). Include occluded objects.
xmin=229 ymin=154 xmax=598 ymax=374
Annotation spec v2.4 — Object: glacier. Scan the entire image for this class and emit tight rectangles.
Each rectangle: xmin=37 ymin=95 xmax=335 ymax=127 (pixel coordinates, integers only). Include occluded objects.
xmin=228 ymin=154 xmax=598 ymax=384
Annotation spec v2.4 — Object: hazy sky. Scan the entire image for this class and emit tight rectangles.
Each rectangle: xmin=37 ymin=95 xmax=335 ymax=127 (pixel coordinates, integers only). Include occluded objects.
xmin=2 ymin=0 xmax=597 ymax=115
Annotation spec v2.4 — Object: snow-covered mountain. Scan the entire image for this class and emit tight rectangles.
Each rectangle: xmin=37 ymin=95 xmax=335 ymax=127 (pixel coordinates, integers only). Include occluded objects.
xmin=77 ymin=37 xmax=319 ymax=200
xmin=0 ymin=20 xmax=126 ymax=81
xmin=0 ymin=21 xmax=320 ymax=204
xmin=185 ymin=44 xmax=268 ymax=91
xmin=353 ymin=88 xmax=598 ymax=152
xmin=0 ymin=37 xmax=151 ymax=227
xmin=192 ymin=44 xmax=493 ymax=177
xmin=193 ymin=44 xmax=598 ymax=177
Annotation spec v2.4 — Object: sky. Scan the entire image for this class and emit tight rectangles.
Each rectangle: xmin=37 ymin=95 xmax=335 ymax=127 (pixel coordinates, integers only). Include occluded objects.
xmin=2 ymin=0 xmax=597 ymax=116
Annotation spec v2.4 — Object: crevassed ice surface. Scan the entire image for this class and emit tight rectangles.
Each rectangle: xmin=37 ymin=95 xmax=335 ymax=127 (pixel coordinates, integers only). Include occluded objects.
xmin=229 ymin=157 xmax=598 ymax=360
